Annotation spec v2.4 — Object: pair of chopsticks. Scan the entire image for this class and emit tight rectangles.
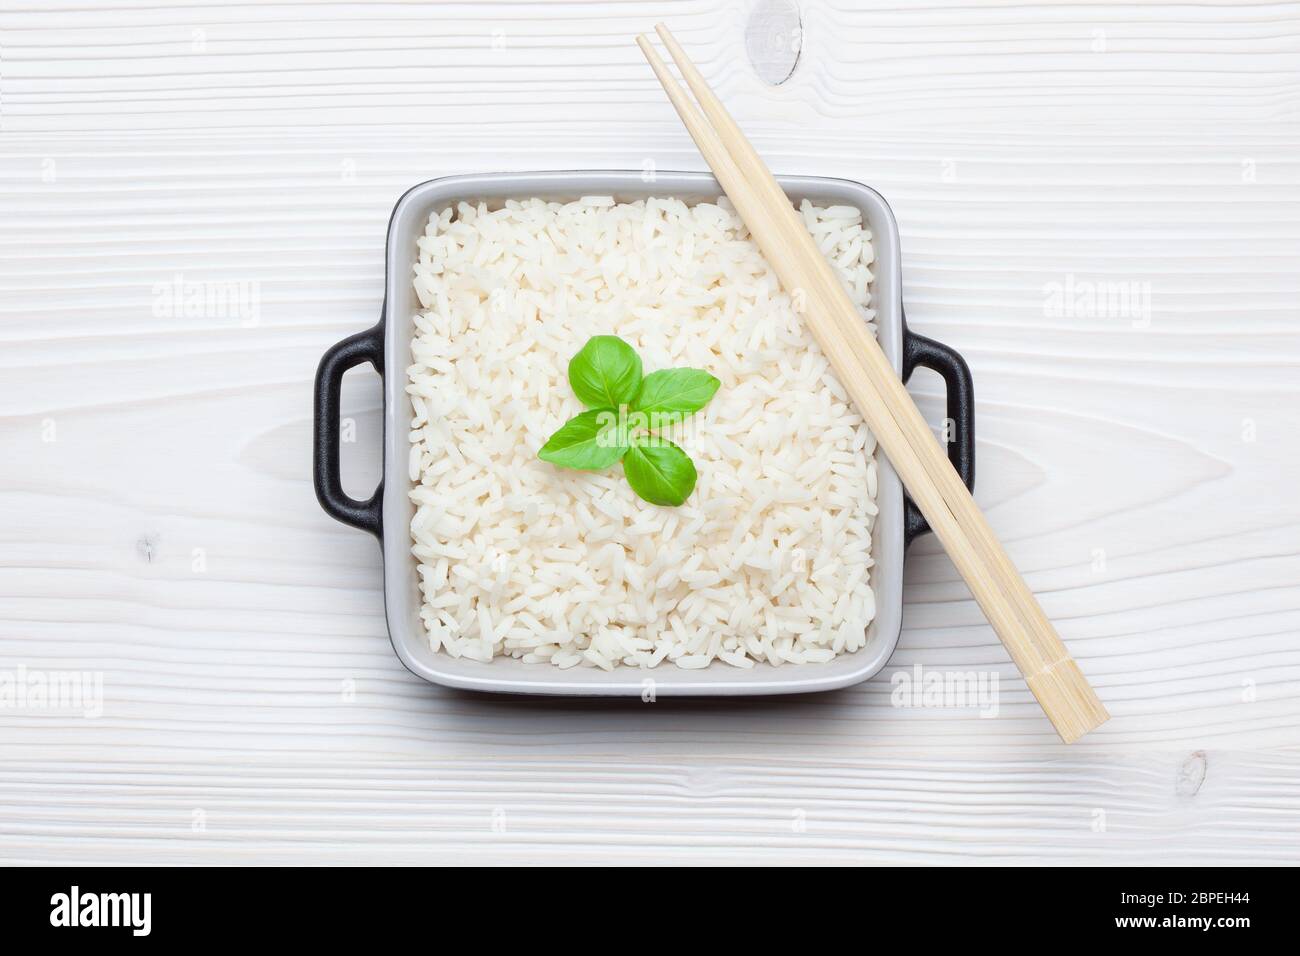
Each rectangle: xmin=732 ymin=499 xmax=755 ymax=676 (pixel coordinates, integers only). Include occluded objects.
xmin=637 ymin=25 xmax=1108 ymax=742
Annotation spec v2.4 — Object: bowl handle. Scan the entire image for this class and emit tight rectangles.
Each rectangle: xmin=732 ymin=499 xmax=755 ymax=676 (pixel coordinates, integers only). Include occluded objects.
xmin=901 ymin=313 xmax=976 ymax=547
xmin=313 ymin=320 xmax=385 ymax=539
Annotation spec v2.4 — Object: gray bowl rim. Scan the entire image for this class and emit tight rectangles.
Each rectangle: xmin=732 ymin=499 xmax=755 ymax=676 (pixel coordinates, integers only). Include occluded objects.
xmin=361 ymin=170 xmax=911 ymax=695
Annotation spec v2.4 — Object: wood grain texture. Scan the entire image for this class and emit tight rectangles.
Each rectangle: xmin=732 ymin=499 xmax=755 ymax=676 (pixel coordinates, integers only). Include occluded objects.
xmin=1 ymin=0 xmax=1298 ymax=864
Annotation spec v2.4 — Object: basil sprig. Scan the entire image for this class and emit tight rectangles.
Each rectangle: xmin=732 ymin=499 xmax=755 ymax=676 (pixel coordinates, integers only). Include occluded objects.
xmin=538 ymin=335 xmax=720 ymax=506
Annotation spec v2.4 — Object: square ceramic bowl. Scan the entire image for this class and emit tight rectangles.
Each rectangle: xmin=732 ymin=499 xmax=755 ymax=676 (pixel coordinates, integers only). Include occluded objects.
xmin=314 ymin=171 xmax=974 ymax=696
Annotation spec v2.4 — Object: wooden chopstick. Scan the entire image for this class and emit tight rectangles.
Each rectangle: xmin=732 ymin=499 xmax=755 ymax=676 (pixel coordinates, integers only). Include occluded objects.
xmin=649 ymin=23 xmax=1099 ymax=727
xmin=654 ymin=20 xmax=1098 ymax=718
xmin=638 ymin=27 xmax=1109 ymax=742
xmin=638 ymin=31 xmax=1060 ymax=719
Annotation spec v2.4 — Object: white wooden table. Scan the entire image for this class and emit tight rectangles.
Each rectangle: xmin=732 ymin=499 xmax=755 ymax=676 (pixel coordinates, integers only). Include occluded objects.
xmin=2 ymin=0 xmax=1297 ymax=865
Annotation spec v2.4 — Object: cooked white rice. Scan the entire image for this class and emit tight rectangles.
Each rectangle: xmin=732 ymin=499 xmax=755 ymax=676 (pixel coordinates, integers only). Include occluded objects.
xmin=407 ymin=194 xmax=879 ymax=670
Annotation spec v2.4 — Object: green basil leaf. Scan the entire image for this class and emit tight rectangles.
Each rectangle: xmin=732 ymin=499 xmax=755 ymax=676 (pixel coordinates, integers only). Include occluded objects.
xmin=568 ymin=335 xmax=642 ymax=409
xmin=633 ymin=368 xmax=721 ymax=425
xmin=538 ymin=409 xmax=628 ymax=471
xmin=623 ymin=438 xmax=697 ymax=507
